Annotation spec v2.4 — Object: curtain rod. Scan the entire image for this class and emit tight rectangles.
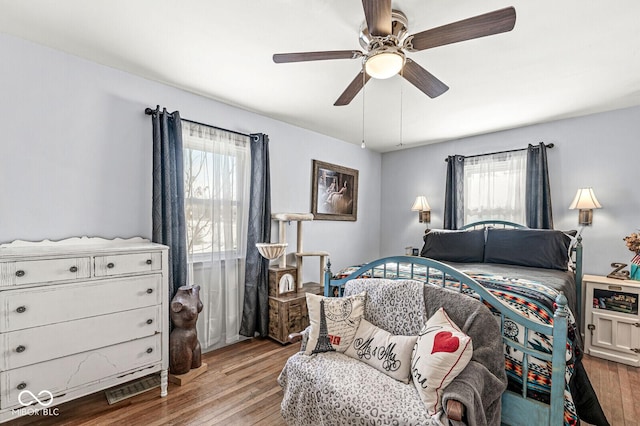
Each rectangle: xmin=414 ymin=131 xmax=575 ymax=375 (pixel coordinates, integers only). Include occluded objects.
xmin=444 ymin=143 xmax=554 ymax=162
xmin=144 ymin=106 xmax=251 ymax=138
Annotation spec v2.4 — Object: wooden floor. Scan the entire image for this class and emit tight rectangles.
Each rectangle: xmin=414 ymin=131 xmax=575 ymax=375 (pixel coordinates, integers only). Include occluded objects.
xmin=9 ymin=339 xmax=297 ymax=426
xmin=581 ymin=354 xmax=640 ymax=426
xmin=7 ymin=339 xmax=639 ymax=425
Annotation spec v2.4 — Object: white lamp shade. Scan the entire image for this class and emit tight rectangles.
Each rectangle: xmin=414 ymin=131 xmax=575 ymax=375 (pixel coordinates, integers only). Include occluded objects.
xmin=568 ymin=188 xmax=602 ymax=210
xmin=365 ymin=52 xmax=404 ymax=79
xmin=411 ymin=196 xmax=431 ymax=212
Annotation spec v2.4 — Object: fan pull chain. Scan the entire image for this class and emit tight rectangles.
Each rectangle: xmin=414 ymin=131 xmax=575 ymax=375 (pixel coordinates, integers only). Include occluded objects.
xmin=399 ymin=69 xmax=403 ymax=148
xmin=361 ymin=69 xmax=366 ymax=149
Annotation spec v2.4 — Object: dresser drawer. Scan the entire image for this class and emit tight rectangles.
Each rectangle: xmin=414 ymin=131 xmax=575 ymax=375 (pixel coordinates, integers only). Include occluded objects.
xmin=0 ymin=257 xmax=91 ymax=287
xmin=0 ymin=305 xmax=161 ymax=370
xmin=1 ymin=334 xmax=161 ymax=409
xmin=0 ymin=274 xmax=162 ymax=332
xmin=95 ymin=252 xmax=162 ymax=277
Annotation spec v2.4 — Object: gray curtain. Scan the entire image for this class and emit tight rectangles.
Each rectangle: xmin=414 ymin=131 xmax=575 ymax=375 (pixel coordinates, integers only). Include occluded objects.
xmin=239 ymin=133 xmax=271 ymax=338
xmin=526 ymin=142 xmax=554 ymax=229
xmin=443 ymin=155 xmax=465 ymax=229
xmin=151 ymin=108 xmax=188 ymax=299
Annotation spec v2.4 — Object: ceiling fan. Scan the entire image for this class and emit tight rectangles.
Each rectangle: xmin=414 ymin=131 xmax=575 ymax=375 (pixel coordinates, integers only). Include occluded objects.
xmin=273 ymin=1 xmax=516 ymax=106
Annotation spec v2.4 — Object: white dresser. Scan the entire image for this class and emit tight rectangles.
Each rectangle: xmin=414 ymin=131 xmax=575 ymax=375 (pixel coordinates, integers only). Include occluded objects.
xmin=0 ymin=237 xmax=169 ymax=422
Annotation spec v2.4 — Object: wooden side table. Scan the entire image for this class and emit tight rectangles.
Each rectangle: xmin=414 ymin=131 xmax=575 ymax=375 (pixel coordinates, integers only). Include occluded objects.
xmin=268 ymin=283 xmax=322 ymax=344
xmin=583 ymin=274 xmax=640 ymax=366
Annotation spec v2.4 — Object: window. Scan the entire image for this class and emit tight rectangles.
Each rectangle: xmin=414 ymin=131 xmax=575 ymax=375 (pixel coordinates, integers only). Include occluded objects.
xmin=182 ymin=122 xmax=250 ymax=260
xmin=181 ymin=121 xmax=251 ymax=351
xmin=463 ymin=150 xmax=526 ymax=224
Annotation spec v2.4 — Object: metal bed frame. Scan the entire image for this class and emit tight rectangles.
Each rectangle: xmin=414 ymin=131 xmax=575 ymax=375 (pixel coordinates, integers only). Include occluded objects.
xmin=321 ymin=220 xmax=582 ymax=425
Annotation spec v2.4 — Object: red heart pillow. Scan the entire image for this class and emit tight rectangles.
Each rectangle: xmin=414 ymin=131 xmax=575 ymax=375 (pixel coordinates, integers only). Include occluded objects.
xmin=411 ymin=308 xmax=473 ymax=415
xmin=432 ymin=331 xmax=460 ymax=354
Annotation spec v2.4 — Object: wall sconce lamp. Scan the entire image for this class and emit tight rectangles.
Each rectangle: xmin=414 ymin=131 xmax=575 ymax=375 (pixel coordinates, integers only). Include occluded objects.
xmin=569 ymin=187 xmax=602 ymax=226
xmin=411 ymin=196 xmax=431 ymax=223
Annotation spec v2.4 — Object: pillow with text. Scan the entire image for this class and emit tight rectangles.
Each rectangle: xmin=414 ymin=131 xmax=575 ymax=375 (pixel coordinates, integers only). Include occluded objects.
xmin=344 ymin=318 xmax=418 ymax=383
xmin=411 ymin=307 xmax=473 ymax=415
xmin=305 ymin=292 xmax=366 ymax=355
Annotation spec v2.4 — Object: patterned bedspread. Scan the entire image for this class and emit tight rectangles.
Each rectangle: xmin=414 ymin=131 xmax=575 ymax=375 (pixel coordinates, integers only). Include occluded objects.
xmin=333 ymin=264 xmax=582 ymax=425
xmin=463 ymin=273 xmax=580 ymax=426
xmin=333 ymin=261 xmax=577 ymax=314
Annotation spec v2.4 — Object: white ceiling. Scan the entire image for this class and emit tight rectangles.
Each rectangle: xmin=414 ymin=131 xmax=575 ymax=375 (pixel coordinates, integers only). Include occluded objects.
xmin=1 ymin=0 xmax=639 ymax=152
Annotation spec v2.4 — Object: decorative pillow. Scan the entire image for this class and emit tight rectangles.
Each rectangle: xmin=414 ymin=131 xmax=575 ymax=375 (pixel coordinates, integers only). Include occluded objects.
xmin=483 ymin=228 xmax=572 ymax=270
xmin=304 ymin=292 xmax=366 ymax=355
xmin=420 ymin=228 xmax=485 ymax=262
xmin=344 ymin=319 xmax=418 ymax=383
xmin=411 ymin=307 xmax=473 ymax=415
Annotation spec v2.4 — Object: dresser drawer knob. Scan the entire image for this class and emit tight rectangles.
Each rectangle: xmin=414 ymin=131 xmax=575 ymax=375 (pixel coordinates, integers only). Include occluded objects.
xmin=146 ymin=288 xmax=154 ymax=294
xmin=15 ymin=270 xmax=25 ymax=278
xmin=107 ymin=263 xmax=115 ymax=269
xmin=146 ymin=348 xmax=153 ymax=354
xmin=146 ymin=319 xmax=153 ymax=325
xmin=16 ymin=345 xmax=26 ymax=353
xmin=146 ymin=259 xmax=153 ymax=265
xmin=69 ymin=266 xmax=78 ymax=273
xmin=17 ymin=382 xmax=27 ymax=390
xmin=16 ymin=306 xmax=27 ymax=314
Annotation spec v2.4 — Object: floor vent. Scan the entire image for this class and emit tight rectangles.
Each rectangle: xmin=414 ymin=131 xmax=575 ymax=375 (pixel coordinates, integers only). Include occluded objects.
xmin=105 ymin=375 xmax=161 ymax=405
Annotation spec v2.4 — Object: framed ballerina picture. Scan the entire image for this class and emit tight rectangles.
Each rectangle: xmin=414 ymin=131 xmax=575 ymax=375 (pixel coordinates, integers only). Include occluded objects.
xmin=311 ymin=160 xmax=358 ymax=221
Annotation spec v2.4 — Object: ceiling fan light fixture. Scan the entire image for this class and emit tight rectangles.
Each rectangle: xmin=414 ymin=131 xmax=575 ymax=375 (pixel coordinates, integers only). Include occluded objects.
xmin=365 ymin=51 xmax=404 ymax=79
xmin=274 ymin=5 xmax=516 ymax=107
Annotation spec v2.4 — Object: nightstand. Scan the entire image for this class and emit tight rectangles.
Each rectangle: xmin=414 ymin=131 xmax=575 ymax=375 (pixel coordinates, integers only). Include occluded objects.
xmin=268 ymin=282 xmax=323 ymax=344
xmin=583 ymin=274 xmax=640 ymax=366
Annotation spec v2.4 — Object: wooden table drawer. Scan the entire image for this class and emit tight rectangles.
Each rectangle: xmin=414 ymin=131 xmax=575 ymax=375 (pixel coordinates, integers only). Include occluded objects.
xmin=0 ymin=257 xmax=91 ymax=287
xmin=1 ymin=334 xmax=161 ymax=409
xmin=0 ymin=305 xmax=161 ymax=370
xmin=0 ymin=274 xmax=162 ymax=332
xmin=95 ymin=252 xmax=161 ymax=277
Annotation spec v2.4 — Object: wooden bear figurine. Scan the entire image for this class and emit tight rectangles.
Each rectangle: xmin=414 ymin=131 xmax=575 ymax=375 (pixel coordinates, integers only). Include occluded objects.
xmin=169 ymin=285 xmax=203 ymax=375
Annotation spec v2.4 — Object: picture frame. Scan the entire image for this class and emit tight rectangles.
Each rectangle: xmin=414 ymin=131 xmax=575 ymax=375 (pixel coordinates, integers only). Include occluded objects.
xmin=311 ymin=160 xmax=359 ymax=221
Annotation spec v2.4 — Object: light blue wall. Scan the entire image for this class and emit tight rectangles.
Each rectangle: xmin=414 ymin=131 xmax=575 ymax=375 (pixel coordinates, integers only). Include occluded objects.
xmin=2 ymin=31 xmax=639 ymax=281
xmin=0 ymin=33 xmax=382 ymax=283
xmin=380 ymin=106 xmax=640 ymax=276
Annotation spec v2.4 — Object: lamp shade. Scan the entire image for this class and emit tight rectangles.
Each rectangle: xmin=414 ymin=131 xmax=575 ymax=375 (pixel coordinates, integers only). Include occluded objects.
xmin=568 ymin=188 xmax=602 ymax=210
xmin=411 ymin=196 xmax=431 ymax=212
xmin=365 ymin=51 xmax=404 ymax=79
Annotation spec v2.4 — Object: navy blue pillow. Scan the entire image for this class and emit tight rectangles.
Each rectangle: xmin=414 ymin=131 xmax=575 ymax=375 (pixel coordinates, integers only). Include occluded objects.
xmin=420 ymin=229 xmax=485 ymax=263
xmin=484 ymin=228 xmax=571 ymax=270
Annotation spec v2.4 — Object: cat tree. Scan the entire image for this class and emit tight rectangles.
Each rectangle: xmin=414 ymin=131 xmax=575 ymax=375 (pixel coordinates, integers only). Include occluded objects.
xmin=256 ymin=213 xmax=328 ymax=294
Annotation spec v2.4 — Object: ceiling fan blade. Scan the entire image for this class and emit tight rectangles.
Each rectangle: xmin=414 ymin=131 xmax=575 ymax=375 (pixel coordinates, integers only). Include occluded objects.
xmin=273 ymin=50 xmax=362 ymax=63
xmin=408 ymin=7 xmax=516 ymax=52
xmin=402 ymin=59 xmax=449 ymax=98
xmin=334 ymin=70 xmax=371 ymax=106
xmin=362 ymin=0 xmax=392 ymax=36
